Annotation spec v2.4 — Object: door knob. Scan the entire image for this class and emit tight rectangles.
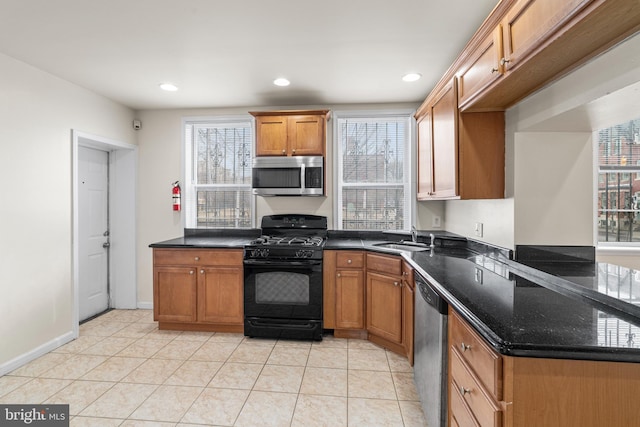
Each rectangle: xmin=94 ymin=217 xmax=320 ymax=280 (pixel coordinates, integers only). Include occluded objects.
xmin=102 ymin=241 xmax=110 ymax=248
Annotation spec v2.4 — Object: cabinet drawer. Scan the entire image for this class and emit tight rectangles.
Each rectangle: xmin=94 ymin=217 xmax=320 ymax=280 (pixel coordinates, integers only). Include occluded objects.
xmin=336 ymin=251 xmax=364 ymax=268
xmin=450 ymin=310 xmax=502 ymax=400
xmin=450 ymin=379 xmax=480 ymax=427
xmin=451 ymin=348 xmax=502 ymax=427
xmin=366 ymin=252 xmax=402 ymax=275
xmin=154 ymin=248 xmax=243 ymax=267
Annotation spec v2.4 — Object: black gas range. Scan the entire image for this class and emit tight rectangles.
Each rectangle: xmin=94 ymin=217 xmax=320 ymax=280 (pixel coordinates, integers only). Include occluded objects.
xmin=243 ymin=214 xmax=327 ymax=341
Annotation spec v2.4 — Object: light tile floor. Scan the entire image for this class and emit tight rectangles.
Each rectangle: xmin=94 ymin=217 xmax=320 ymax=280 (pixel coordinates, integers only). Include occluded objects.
xmin=0 ymin=310 xmax=428 ymax=426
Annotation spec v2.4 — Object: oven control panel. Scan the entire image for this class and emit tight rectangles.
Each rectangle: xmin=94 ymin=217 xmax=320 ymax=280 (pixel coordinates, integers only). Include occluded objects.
xmin=244 ymin=246 xmax=321 ymax=260
xmin=246 ymin=248 xmax=270 ymax=259
xmin=295 ymin=249 xmax=315 ymax=259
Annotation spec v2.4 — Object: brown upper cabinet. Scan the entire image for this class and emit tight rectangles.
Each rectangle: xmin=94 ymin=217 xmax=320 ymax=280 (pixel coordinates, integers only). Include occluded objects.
xmin=250 ymin=110 xmax=330 ymax=156
xmin=457 ymin=26 xmax=504 ymax=110
xmin=456 ymin=0 xmax=640 ymax=111
xmin=416 ymin=78 xmax=505 ymax=200
xmin=417 ymin=79 xmax=459 ymax=199
xmin=416 ymin=0 xmax=640 ymax=199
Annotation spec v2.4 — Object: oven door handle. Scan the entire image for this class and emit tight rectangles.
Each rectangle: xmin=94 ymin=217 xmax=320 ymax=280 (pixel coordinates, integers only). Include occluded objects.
xmin=243 ymin=259 xmax=322 ymax=267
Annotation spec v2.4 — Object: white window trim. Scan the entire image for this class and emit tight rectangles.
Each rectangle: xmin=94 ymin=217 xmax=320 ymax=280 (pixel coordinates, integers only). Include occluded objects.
xmin=182 ymin=115 xmax=256 ymax=229
xmin=332 ymin=109 xmax=415 ymax=231
xmin=593 ymin=128 xmax=640 ymax=249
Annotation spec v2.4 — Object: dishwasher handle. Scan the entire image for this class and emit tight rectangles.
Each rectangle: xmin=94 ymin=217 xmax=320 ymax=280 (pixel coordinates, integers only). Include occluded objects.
xmin=416 ymin=275 xmax=448 ymax=315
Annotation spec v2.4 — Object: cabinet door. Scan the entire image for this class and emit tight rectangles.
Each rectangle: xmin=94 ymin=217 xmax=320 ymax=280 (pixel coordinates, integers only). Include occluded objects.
xmin=197 ymin=266 xmax=244 ymax=324
xmin=288 ymin=115 xmax=325 ymax=156
xmin=366 ymin=271 xmax=402 ymax=344
xmin=458 ymin=26 xmax=504 ymax=109
xmin=335 ymin=269 xmax=365 ymax=329
xmin=416 ymin=112 xmax=434 ymax=200
xmin=255 ymin=115 xmax=288 ymax=156
xmin=153 ymin=267 xmax=197 ymax=322
xmin=502 ymin=0 xmax=593 ymax=72
xmin=431 ymin=79 xmax=459 ymax=198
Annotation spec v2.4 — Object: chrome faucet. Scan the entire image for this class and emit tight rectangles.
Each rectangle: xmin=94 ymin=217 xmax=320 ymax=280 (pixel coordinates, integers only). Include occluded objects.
xmin=411 ymin=226 xmax=418 ymax=243
xmin=429 ymin=233 xmax=435 ymax=248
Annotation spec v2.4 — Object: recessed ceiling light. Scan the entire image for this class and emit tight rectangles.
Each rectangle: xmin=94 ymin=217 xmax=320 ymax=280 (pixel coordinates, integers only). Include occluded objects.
xmin=273 ymin=78 xmax=291 ymax=87
xmin=159 ymin=83 xmax=178 ymax=91
xmin=402 ymin=73 xmax=422 ymax=82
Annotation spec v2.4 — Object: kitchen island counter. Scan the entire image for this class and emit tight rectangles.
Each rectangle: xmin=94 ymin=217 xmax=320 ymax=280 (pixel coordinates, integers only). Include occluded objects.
xmin=402 ymin=241 xmax=640 ymax=363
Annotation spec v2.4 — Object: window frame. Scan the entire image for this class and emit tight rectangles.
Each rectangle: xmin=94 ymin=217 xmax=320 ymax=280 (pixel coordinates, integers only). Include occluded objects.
xmin=594 ymin=119 xmax=640 ymax=248
xmin=332 ymin=109 xmax=415 ymax=231
xmin=183 ymin=115 xmax=256 ymax=229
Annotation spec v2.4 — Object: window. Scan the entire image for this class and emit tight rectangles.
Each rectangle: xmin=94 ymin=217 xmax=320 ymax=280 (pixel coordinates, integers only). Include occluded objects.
xmin=596 ymin=118 xmax=640 ymax=243
xmin=184 ymin=117 xmax=254 ymax=228
xmin=335 ymin=112 xmax=412 ymax=230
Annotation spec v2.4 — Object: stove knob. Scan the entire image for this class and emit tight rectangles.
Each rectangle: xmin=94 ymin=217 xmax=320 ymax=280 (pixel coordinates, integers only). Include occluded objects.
xmin=296 ymin=250 xmax=314 ymax=258
xmin=251 ymin=249 xmax=269 ymax=258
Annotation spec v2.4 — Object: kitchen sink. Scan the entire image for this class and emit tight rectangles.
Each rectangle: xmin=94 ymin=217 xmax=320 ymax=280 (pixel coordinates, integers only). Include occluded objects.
xmin=373 ymin=241 xmax=431 ymax=252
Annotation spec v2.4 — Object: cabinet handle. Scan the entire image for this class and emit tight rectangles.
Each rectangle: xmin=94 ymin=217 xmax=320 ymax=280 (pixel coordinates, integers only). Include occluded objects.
xmin=460 ymin=342 xmax=471 ymax=352
xmin=200 ymin=269 xmax=205 ymax=274
xmin=292 ymin=149 xmax=296 ymax=154
xmin=499 ymin=57 xmax=511 ymax=66
xmin=189 ymin=270 xmax=194 ymax=275
xmin=337 ymin=273 xmax=341 ymax=278
xmin=491 ymin=67 xmax=499 ymax=73
xmin=459 ymin=386 xmax=470 ymax=396
xmin=194 ymin=256 xmax=200 ymax=261
xmin=347 ymin=259 xmax=352 ymax=264
xmin=393 ymin=281 xmax=399 ymax=287
xmin=282 ymin=149 xmax=286 ymax=155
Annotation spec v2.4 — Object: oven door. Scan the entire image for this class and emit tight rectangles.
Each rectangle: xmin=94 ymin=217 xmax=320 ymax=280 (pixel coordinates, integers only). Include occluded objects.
xmin=243 ymin=259 xmax=323 ymax=340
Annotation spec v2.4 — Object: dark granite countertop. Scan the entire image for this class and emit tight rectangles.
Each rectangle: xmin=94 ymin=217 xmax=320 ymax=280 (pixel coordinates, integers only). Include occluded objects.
xmin=149 ymin=229 xmax=640 ymax=362
xmin=149 ymin=229 xmax=260 ymax=249
xmin=403 ymin=244 xmax=640 ymax=362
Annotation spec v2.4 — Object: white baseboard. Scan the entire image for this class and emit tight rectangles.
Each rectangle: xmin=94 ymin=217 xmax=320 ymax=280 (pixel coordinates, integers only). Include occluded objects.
xmin=137 ymin=301 xmax=153 ymax=310
xmin=0 ymin=331 xmax=75 ymax=376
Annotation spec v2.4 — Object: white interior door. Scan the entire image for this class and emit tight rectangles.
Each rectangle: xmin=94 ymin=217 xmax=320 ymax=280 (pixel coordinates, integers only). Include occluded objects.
xmin=79 ymin=146 xmax=110 ymax=321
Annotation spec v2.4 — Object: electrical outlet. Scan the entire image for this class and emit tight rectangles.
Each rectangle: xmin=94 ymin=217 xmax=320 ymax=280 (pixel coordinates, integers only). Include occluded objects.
xmin=474 ymin=267 xmax=483 ymax=284
xmin=475 ymin=222 xmax=483 ymax=237
xmin=432 ymin=216 xmax=441 ymax=228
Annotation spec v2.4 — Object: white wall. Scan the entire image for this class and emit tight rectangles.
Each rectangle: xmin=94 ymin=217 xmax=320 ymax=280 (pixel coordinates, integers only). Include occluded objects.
xmin=0 ymin=53 xmax=136 ymax=373
xmin=444 ymin=199 xmax=514 ymax=249
xmin=513 ymin=132 xmax=593 ymax=245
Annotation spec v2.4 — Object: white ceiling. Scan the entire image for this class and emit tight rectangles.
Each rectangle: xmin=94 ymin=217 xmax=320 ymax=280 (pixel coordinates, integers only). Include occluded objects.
xmin=0 ymin=0 xmax=499 ymax=111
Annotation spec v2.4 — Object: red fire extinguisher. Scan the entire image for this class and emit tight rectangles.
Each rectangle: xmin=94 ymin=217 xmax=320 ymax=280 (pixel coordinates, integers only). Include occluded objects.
xmin=172 ymin=181 xmax=181 ymax=211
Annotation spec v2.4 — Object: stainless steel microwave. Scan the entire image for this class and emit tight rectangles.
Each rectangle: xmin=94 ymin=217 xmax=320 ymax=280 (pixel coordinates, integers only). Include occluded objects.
xmin=252 ymin=156 xmax=324 ymax=196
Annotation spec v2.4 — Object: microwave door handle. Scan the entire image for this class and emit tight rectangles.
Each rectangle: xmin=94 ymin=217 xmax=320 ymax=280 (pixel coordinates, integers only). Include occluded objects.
xmin=300 ymin=163 xmax=306 ymax=190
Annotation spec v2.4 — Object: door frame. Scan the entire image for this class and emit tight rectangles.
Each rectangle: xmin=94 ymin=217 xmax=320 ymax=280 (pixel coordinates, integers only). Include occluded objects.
xmin=72 ymin=130 xmax=137 ymax=336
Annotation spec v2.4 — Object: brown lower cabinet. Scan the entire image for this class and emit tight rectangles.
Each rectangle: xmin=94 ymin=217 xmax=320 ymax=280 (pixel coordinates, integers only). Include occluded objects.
xmin=449 ymin=308 xmax=640 ymax=427
xmin=323 ymin=250 xmax=367 ymax=338
xmin=323 ymin=250 xmax=415 ymax=364
xmin=153 ymin=248 xmax=244 ymax=332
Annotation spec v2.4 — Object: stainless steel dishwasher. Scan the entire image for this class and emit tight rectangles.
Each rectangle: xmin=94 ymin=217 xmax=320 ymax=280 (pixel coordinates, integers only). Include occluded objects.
xmin=414 ymin=273 xmax=448 ymax=427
